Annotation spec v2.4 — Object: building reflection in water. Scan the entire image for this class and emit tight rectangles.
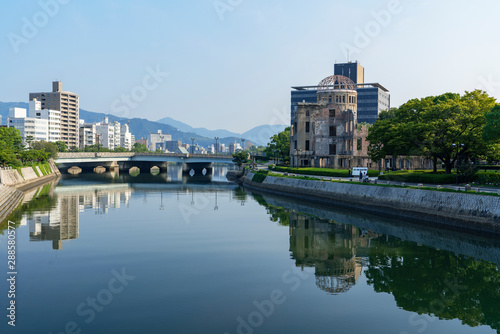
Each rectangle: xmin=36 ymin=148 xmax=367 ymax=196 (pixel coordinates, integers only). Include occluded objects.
xmin=29 ymin=195 xmax=79 ymax=250
xmin=289 ymin=213 xmax=379 ymax=294
xmin=28 ymin=185 xmax=132 ymax=250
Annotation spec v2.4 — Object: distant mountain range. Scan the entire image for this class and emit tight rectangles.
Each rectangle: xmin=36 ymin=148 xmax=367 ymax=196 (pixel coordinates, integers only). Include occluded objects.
xmin=157 ymin=117 xmax=287 ymax=146
xmin=0 ymin=102 xmax=286 ymax=147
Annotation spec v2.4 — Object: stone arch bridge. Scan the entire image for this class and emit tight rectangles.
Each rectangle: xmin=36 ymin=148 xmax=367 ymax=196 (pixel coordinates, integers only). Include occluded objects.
xmin=54 ymin=152 xmax=235 ymax=174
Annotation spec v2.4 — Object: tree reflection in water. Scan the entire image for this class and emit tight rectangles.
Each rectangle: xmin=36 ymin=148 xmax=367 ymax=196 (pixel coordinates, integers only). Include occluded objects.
xmin=253 ymin=193 xmax=500 ymax=332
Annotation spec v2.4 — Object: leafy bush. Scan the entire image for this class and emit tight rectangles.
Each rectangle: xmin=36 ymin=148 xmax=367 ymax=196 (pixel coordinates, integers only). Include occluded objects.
xmin=475 ymin=172 xmax=500 ymax=185
xmin=269 ymin=166 xmax=378 ymax=177
xmin=252 ymin=172 xmax=267 ymax=183
xmin=379 ymin=171 xmax=456 ymax=184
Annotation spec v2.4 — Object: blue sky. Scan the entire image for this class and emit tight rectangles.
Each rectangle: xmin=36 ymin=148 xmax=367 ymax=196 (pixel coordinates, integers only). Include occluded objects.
xmin=1 ymin=0 xmax=499 ymax=133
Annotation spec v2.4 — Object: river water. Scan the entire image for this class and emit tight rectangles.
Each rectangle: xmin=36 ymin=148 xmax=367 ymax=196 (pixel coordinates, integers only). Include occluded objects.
xmin=1 ymin=165 xmax=499 ymax=334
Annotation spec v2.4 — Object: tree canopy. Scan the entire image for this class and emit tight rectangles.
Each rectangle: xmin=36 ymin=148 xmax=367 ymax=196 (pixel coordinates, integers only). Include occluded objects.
xmin=367 ymin=90 xmax=498 ymax=173
xmin=264 ymin=126 xmax=290 ymax=165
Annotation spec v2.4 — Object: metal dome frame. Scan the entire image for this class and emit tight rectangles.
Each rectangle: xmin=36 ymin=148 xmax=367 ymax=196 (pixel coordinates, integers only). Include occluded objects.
xmin=317 ymin=75 xmax=357 ymax=92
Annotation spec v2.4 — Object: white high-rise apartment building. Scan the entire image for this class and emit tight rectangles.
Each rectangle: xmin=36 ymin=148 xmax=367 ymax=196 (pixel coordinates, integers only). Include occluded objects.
xmin=28 ymin=99 xmax=61 ymax=142
xmin=78 ymin=120 xmax=96 ymax=150
xmin=120 ymin=124 xmax=133 ymax=151
xmin=30 ymin=81 xmax=79 ymax=148
xmin=95 ymin=121 xmax=115 ymax=151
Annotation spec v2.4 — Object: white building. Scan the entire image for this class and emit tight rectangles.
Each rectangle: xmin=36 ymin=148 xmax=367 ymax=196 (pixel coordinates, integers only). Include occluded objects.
xmin=148 ymin=130 xmax=172 ymax=151
xmin=7 ymin=99 xmax=61 ymax=144
xmin=78 ymin=120 xmax=96 ymax=150
xmin=77 ymin=117 xmax=133 ymax=151
xmin=8 ymin=107 xmax=49 ymax=143
xmin=112 ymin=121 xmax=121 ymax=149
xmin=95 ymin=121 xmax=115 ymax=150
xmin=120 ymin=124 xmax=133 ymax=151
xmin=28 ymin=100 xmax=61 ymax=142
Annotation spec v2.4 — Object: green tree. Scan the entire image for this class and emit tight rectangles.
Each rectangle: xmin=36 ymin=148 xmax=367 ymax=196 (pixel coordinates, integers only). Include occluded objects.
xmin=264 ymin=127 xmax=290 ymax=165
xmin=84 ymin=144 xmax=110 ymax=152
xmin=132 ymin=142 xmax=149 ymax=153
xmin=114 ymin=147 xmax=128 ymax=152
xmin=368 ymin=91 xmax=497 ymax=174
xmin=0 ymin=128 xmax=23 ymax=154
xmin=232 ymin=151 xmax=249 ymax=169
xmin=55 ymin=141 xmax=67 ymax=152
xmin=31 ymin=141 xmax=58 ymax=158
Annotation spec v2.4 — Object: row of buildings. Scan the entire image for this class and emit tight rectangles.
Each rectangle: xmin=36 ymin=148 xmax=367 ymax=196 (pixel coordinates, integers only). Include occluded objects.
xmin=7 ymin=81 xmax=134 ymax=151
xmin=79 ymin=117 xmax=134 ymax=151
xmin=145 ymin=130 xmax=244 ymax=154
xmin=290 ymin=61 xmax=431 ymax=170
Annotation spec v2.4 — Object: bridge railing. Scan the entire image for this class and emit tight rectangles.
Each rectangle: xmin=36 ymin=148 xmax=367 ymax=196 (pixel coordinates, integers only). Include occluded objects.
xmin=56 ymin=152 xmax=234 ymax=160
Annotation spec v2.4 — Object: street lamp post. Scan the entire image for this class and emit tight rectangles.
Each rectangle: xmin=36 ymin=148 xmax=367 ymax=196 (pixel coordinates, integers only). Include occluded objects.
xmin=159 ymin=134 xmax=164 ymax=152
xmin=214 ymin=137 xmax=219 ymax=155
xmin=190 ymin=137 xmax=195 ymax=154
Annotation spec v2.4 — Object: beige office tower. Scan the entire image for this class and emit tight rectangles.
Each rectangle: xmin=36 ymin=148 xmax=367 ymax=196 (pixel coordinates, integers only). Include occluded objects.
xmin=30 ymin=81 xmax=79 ymax=148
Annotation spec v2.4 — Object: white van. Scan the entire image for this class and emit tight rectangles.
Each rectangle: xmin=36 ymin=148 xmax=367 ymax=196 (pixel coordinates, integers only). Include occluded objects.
xmin=352 ymin=167 xmax=368 ymax=177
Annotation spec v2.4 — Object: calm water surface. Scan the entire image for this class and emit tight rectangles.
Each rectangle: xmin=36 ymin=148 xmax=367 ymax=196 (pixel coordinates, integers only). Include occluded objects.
xmin=1 ymin=166 xmax=499 ymax=334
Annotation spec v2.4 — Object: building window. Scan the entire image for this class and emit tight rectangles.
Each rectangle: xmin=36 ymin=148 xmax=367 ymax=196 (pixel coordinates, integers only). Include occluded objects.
xmin=357 ymin=138 xmax=362 ymax=151
xmin=293 ymin=122 xmax=297 ymax=135
xmin=305 ymin=140 xmax=310 ymax=151
xmin=305 ymin=122 xmax=310 ymax=133
xmin=329 ymin=109 xmax=335 ymax=118
xmin=306 ymin=110 xmax=310 ymax=117
xmin=294 ymin=141 xmax=297 ymax=150
xmin=329 ymin=126 xmax=336 ymax=137
xmin=329 ymin=144 xmax=336 ymax=155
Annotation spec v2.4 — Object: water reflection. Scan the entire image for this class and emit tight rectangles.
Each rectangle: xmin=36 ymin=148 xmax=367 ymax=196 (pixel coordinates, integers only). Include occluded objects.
xmin=62 ymin=164 xmax=233 ymax=184
xmin=289 ymin=214 xmax=379 ymax=294
xmin=10 ymin=181 xmax=240 ymax=250
xmin=252 ymin=190 xmax=500 ymax=333
xmin=29 ymin=195 xmax=79 ymax=250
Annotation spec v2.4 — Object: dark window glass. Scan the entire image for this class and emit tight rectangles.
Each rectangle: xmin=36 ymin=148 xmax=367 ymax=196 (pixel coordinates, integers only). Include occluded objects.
xmin=329 ymin=144 xmax=336 ymax=155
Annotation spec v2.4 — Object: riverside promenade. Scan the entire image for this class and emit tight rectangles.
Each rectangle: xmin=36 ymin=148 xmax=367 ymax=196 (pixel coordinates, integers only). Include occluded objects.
xmin=242 ymin=170 xmax=500 ymax=236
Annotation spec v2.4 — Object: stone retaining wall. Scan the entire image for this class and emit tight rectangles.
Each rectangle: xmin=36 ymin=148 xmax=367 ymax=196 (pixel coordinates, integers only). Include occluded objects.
xmin=0 ymin=160 xmax=60 ymax=188
xmin=243 ymin=172 xmax=500 ymax=234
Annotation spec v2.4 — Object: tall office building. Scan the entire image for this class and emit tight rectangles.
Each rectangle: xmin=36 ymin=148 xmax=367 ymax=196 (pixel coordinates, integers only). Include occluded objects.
xmin=334 ymin=61 xmax=365 ymax=84
xmin=30 ymin=81 xmax=79 ymax=148
xmin=291 ymin=62 xmax=390 ymax=124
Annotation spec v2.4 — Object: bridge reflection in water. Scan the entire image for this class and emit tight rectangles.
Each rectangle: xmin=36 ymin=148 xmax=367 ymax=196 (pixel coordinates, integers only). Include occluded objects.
xmin=7 ymin=170 xmax=238 ymax=250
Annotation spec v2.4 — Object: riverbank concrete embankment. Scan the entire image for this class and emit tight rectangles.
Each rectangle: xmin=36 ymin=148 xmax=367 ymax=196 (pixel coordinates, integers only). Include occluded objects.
xmin=242 ymin=171 xmax=500 ymax=235
xmin=0 ymin=159 xmax=61 ymax=221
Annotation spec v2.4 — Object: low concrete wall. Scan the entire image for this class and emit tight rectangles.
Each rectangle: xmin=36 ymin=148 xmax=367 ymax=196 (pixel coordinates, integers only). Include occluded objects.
xmin=21 ymin=167 xmax=38 ymax=181
xmin=0 ymin=169 xmax=25 ymax=186
xmin=242 ymin=172 xmax=500 ymax=234
xmin=0 ymin=160 xmax=60 ymax=189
